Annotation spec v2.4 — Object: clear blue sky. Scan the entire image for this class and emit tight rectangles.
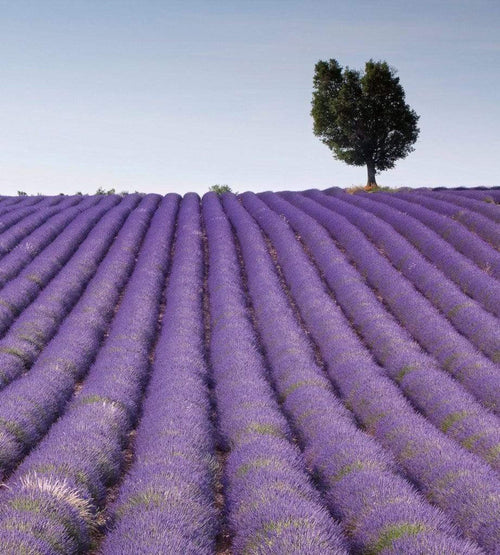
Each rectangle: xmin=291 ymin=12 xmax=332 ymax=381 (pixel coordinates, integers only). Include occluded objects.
xmin=1 ymin=0 xmax=499 ymax=195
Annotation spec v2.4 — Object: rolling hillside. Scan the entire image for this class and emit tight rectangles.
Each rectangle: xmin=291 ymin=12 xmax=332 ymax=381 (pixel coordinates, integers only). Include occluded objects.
xmin=0 ymin=188 xmax=498 ymax=554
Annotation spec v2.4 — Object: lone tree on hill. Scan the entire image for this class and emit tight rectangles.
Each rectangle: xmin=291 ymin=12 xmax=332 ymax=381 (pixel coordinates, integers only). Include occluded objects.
xmin=311 ymin=59 xmax=419 ymax=188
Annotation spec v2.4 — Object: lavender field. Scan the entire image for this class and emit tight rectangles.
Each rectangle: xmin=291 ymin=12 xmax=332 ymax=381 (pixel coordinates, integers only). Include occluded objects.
xmin=0 ymin=187 xmax=498 ymax=554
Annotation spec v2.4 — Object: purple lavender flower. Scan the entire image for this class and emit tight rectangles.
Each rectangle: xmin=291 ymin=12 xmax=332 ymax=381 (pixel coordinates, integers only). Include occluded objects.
xmin=222 ymin=192 xmax=484 ymax=553
xmin=259 ymin=191 xmax=500 ymax=473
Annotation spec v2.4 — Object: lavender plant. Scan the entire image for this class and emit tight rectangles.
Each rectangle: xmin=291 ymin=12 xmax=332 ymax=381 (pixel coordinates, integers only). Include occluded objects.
xmin=0 ymin=195 xmax=120 ymax=295
xmin=0 ymin=195 xmax=101 ymax=278
xmin=334 ymin=190 xmax=500 ymax=317
xmin=0 ymin=188 xmax=496 ymax=553
xmin=222 ymin=193 xmax=482 ymax=553
xmin=0 ymin=196 xmax=58 ymax=238
xmin=368 ymin=191 xmax=500 ymax=278
xmin=239 ymin=191 xmax=500 ymax=552
xmin=0 ymin=196 xmax=82 ymax=257
xmin=0 ymin=194 xmax=160 ymax=478
xmin=410 ymin=190 xmax=500 ymax=246
xmin=418 ymin=189 xmax=500 ymax=222
xmin=303 ymin=190 xmax=500 ymax=369
xmin=0 ymin=196 xmax=134 ymax=390
xmin=0 ymin=196 xmax=28 ymax=214
xmin=202 ymin=191 xmax=348 ymax=554
xmin=260 ymin=191 xmax=500 ymax=472
xmin=0 ymin=194 xmax=178 ymax=554
xmin=102 ymin=193 xmax=217 ymax=554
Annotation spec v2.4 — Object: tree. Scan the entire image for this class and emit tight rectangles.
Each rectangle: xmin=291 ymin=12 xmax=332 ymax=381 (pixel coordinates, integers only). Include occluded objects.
xmin=209 ymin=184 xmax=233 ymax=195
xmin=311 ymin=59 xmax=419 ymax=188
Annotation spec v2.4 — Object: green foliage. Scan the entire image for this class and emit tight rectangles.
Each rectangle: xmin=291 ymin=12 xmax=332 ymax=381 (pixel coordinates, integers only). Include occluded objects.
xmin=17 ymin=191 xmax=28 ymax=196
xmin=209 ymin=184 xmax=233 ymax=195
xmin=311 ymin=59 xmax=419 ymax=187
xmin=95 ymin=187 xmax=116 ymax=195
xmin=368 ymin=523 xmax=426 ymax=554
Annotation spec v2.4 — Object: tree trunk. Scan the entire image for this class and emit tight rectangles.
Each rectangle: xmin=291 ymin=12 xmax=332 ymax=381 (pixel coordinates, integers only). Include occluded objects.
xmin=366 ymin=161 xmax=377 ymax=189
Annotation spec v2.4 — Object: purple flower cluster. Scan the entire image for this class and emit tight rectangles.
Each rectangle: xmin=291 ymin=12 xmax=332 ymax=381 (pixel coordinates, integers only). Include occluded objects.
xmin=368 ymin=191 xmax=500 ymax=279
xmin=101 ymin=193 xmax=217 ymax=554
xmin=238 ymin=191 xmax=500 ymax=552
xmin=0 ymin=196 xmax=28 ymax=214
xmin=0 ymin=197 xmax=50 ymax=235
xmin=0 ymin=195 xmax=104 ymax=285
xmin=0 ymin=188 xmax=496 ymax=553
xmin=0 ymin=196 xmax=52 ymax=218
xmin=0 ymin=193 xmax=177 ymax=553
xmin=0 ymin=194 xmax=159 ymax=479
xmin=222 ymin=193 xmax=481 ymax=553
xmin=334 ymin=190 xmax=500 ymax=317
xmin=419 ymin=189 xmax=500 ymax=221
xmin=203 ymin=192 xmax=348 ymax=554
xmin=0 ymin=195 xmax=132 ymax=390
xmin=412 ymin=189 xmax=500 ymax=246
xmin=298 ymin=190 xmax=500 ymax=410
xmin=0 ymin=195 xmax=83 ymax=257
xmin=260 ymin=191 xmax=500 ymax=472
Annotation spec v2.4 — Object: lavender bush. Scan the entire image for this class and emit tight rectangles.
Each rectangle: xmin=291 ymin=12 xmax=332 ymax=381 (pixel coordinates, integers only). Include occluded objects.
xmin=239 ymin=191 xmax=500 ymax=552
xmin=203 ymin=191 xmax=348 ymax=554
xmin=260 ymin=191 xmax=500 ymax=472
xmin=0 ymin=194 xmax=159 ymax=478
xmin=223 ymin=193 xmax=482 ymax=553
xmin=368 ymin=191 xmax=500 ymax=278
xmin=102 ymin=194 xmax=217 ymax=554
xmin=0 ymin=188 xmax=496 ymax=554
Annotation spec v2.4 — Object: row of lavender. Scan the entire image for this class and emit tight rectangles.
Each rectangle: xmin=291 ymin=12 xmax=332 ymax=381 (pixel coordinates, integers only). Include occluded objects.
xmin=0 ymin=189 xmax=498 ymax=553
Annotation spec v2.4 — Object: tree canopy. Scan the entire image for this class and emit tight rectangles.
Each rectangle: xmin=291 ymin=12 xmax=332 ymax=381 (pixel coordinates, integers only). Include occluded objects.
xmin=311 ymin=59 xmax=419 ymax=188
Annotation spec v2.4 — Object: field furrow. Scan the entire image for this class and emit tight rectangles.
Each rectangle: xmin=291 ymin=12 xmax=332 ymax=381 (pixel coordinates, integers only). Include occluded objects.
xmin=369 ymin=192 xmax=500 ymax=278
xmin=239 ymin=192 xmax=500 ymax=552
xmin=223 ymin=193 xmax=482 ymax=553
xmin=0 ymin=188 xmax=497 ymax=554
xmin=260 ymin=192 xmax=500 ymax=472
xmin=412 ymin=190 xmax=500 ymax=245
xmin=101 ymin=193 xmax=217 ymax=554
xmin=0 ymin=195 xmax=159 ymax=479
